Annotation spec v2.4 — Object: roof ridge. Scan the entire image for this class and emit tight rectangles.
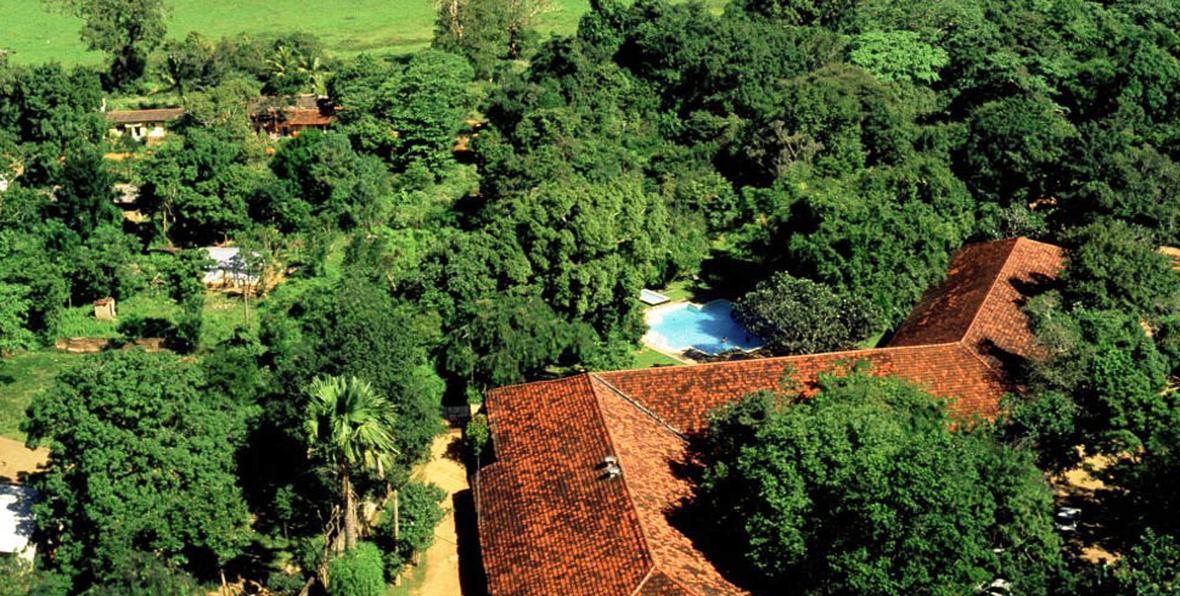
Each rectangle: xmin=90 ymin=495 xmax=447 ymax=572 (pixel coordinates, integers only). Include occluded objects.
xmin=484 ymin=373 xmax=596 ymax=395
xmin=602 ymin=341 xmax=966 ymax=376
xmin=591 ymin=374 xmax=688 ymax=440
xmin=582 ymin=374 xmax=660 ymax=586
xmin=953 ymin=341 xmax=1012 ymax=394
xmin=630 ymin=568 xmax=657 ymax=596
xmin=955 ymin=237 xmax=1022 ymax=347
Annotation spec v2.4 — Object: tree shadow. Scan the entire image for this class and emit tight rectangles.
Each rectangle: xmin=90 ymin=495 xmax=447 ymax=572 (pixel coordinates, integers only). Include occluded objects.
xmin=453 ymin=488 xmax=488 ymax=596
xmin=663 ymin=434 xmax=774 ymax=593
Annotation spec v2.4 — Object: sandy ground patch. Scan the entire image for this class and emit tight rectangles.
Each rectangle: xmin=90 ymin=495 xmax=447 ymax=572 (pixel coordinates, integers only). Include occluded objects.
xmin=1052 ymin=452 xmax=1121 ymax=565
xmin=402 ymin=428 xmax=468 ymax=596
xmin=0 ymin=436 xmax=47 ymax=484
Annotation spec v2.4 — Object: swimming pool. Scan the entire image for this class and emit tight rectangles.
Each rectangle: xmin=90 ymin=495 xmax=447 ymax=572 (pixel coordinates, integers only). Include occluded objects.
xmin=642 ymin=300 xmax=764 ymax=355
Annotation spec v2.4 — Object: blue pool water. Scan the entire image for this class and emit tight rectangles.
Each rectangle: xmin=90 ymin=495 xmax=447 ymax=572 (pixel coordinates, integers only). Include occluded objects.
xmin=643 ymin=300 xmax=764 ymax=355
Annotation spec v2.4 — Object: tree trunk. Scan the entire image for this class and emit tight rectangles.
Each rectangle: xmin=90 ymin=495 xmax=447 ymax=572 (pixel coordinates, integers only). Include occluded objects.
xmin=393 ymin=487 xmax=399 ymax=542
xmin=343 ymin=470 xmax=359 ymax=550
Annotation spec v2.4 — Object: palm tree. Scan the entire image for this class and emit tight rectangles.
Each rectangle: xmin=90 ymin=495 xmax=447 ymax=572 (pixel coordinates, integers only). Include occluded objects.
xmin=304 ymin=375 xmax=398 ymax=552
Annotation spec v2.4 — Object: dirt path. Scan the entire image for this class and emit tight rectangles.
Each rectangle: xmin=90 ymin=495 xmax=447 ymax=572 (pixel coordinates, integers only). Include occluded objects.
xmin=405 ymin=428 xmax=468 ymax=596
xmin=0 ymin=436 xmax=48 ymax=484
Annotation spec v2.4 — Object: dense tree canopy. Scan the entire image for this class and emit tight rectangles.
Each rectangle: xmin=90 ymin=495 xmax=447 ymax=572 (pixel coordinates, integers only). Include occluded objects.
xmin=695 ymin=372 xmax=1065 ymax=594
xmin=5 ymin=0 xmax=1180 ymax=588
xmin=23 ymin=350 xmax=252 ymax=590
xmin=733 ymin=272 xmax=875 ymax=355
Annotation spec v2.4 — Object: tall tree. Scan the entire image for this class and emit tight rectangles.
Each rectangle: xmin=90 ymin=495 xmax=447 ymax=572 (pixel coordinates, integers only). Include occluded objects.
xmin=304 ymin=375 xmax=397 ymax=552
xmin=23 ymin=350 xmax=252 ymax=590
xmin=433 ymin=0 xmax=553 ymax=76
xmin=45 ymin=0 xmax=168 ymax=88
xmin=733 ymin=272 xmax=876 ymax=355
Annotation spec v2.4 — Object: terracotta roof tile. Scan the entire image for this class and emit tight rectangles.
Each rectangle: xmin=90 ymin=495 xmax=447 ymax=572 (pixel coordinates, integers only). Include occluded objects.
xmin=477 ymin=238 xmax=1064 ymax=595
xmin=591 ymin=378 xmax=743 ymax=595
xmin=480 ymin=376 xmax=653 ymax=596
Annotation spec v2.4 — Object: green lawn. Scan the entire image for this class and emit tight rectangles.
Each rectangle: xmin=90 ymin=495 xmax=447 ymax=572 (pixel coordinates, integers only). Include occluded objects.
xmin=0 ymin=351 xmax=85 ymax=440
xmin=1 ymin=0 xmax=730 ymax=66
xmin=632 ymin=346 xmax=682 ymax=368
xmin=0 ymin=0 xmax=594 ymax=65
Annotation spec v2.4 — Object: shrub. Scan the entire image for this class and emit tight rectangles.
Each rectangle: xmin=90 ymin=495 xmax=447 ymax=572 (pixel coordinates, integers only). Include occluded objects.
xmin=465 ymin=413 xmax=490 ymax=466
xmin=327 ymin=542 xmax=384 ymax=596
xmin=373 ymin=481 xmax=447 ymax=578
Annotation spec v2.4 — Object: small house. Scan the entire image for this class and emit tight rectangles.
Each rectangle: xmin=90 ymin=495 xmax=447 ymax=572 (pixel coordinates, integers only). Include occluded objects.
xmin=249 ymin=95 xmax=336 ymax=138
xmin=93 ymin=297 xmax=116 ymax=321
xmin=105 ymin=108 xmax=185 ymax=145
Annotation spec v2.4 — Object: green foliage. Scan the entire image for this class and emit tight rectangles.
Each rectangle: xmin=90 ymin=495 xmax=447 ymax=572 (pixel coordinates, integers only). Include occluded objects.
xmin=696 ymin=372 xmax=1065 ymax=594
xmin=23 ymin=350 xmax=252 ymax=588
xmin=156 ymin=31 xmax=221 ymax=95
xmin=1011 ymin=299 xmax=1175 ymax=472
xmin=444 ymin=294 xmax=577 ymax=390
xmin=773 ymin=158 xmax=975 ymax=324
xmin=732 ymin=0 xmax=860 ymax=28
xmin=849 ymin=30 xmax=949 ymax=84
xmin=0 ymin=282 xmax=36 ymax=354
xmin=51 ymin=146 xmax=119 ymax=238
xmin=0 ymin=230 xmax=68 ymax=344
xmin=137 ymin=128 xmax=260 ymax=244
xmin=1061 ymin=221 xmax=1180 ymax=320
xmin=734 ymin=272 xmax=876 ymax=355
xmin=304 ymin=375 xmax=398 ymax=479
xmin=327 ymin=541 xmax=384 ymax=596
xmin=464 ymin=413 xmax=490 ymax=464
xmin=68 ymin=223 xmax=139 ymax=303
xmin=1108 ymin=529 xmax=1180 ymax=595
xmin=305 ymin=375 xmax=398 ymax=550
xmin=270 ymin=130 xmax=391 ymax=229
xmin=332 ymin=50 xmax=475 ymax=171
xmin=0 ymin=62 xmax=105 ymax=184
xmin=434 ymin=0 xmax=551 ymax=76
xmin=263 ymin=275 xmax=443 ymax=465
xmin=962 ymin=95 xmax=1079 ymax=208
xmin=373 ymin=481 xmax=447 ymax=577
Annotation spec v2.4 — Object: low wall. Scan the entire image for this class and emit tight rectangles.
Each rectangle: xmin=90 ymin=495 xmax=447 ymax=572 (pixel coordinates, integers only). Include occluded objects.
xmin=54 ymin=337 xmax=165 ymax=353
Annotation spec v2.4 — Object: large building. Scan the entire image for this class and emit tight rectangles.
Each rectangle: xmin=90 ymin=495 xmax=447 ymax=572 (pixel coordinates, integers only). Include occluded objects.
xmin=476 ymin=237 xmax=1065 ymax=595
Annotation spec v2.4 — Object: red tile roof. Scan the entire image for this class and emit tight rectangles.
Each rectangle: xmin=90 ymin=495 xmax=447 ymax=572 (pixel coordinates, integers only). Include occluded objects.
xmin=478 ymin=238 xmax=1064 ymax=595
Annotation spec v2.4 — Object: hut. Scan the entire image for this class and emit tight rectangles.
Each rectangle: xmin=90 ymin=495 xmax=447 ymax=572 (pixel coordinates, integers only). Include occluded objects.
xmin=93 ymin=297 xmax=117 ymax=321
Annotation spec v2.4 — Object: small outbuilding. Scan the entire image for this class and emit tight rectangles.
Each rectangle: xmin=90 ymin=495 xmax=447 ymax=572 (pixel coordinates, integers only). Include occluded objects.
xmin=105 ymin=108 xmax=185 ymax=145
xmin=93 ymin=297 xmax=117 ymax=321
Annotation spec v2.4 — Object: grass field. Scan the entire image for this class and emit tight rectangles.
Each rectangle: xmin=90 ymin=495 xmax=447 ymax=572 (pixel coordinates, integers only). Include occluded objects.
xmin=0 ymin=351 xmax=84 ymax=439
xmin=0 ymin=0 xmax=593 ymax=65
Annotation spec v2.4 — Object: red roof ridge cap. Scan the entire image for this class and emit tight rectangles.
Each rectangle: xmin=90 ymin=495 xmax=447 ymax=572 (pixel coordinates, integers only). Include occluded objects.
xmin=602 ymin=341 xmax=967 ymax=377
xmin=955 ymin=238 xmax=1023 ymax=347
xmin=591 ymin=374 xmax=688 ymax=440
xmin=631 ymin=569 xmax=694 ymax=596
xmin=585 ymin=375 xmax=659 ymax=587
xmin=630 ymin=568 xmax=658 ymax=596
